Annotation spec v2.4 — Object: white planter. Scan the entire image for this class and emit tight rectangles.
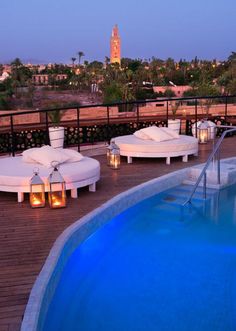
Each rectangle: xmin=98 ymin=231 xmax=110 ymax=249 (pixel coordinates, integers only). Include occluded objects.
xmin=49 ymin=127 xmax=65 ymax=149
xmin=168 ymin=119 xmax=181 ymax=134
xmin=192 ymin=120 xmax=216 ymax=140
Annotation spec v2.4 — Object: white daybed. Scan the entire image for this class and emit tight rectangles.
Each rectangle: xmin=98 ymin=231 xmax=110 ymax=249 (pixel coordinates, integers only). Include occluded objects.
xmin=114 ymin=134 xmax=198 ymax=165
xmin=0 ymin=156 xmax=100 ymax=202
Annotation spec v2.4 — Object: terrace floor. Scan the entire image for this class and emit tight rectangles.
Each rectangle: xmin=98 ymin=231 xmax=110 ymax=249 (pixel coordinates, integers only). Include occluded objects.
xmin=1 ymin=137 xmax=236 ymax=331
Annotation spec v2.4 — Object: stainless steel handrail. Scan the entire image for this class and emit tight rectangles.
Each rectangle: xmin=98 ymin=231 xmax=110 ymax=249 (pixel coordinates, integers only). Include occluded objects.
xmin=183 ymin=125 xmax=236 ymax=205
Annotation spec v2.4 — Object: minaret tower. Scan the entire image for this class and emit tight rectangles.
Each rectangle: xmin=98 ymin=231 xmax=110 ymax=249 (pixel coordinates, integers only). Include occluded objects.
xmin=110 ymin=24 xmax=121 ymax=65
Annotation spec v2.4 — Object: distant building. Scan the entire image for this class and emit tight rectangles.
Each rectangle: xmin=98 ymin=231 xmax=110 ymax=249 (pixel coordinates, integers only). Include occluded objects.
xmin=153 ymin=85 xmax=191 ymax=97
xmin=0 ymin=71 xmax=10 ymax=82
xmin=110 ymin=24 xmax=121 ymax=65
xmin=32 ymin=74 xmax=68 ymax=85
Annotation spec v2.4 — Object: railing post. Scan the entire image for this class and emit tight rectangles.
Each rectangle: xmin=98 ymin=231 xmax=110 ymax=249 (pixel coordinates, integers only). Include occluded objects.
xmin=225 ymin=95 xmax=228 ymax=121
xmin=212 ymin=126 xmax=217 ymax=167
xmin=106 ymin=106 xmax=110 ymax=142
xmin=217 ymin=149 xmax=221 ymax=185
xmin=107 ymin=106 xmax=110 ymax=125
xmin=203 ymin=172 xmax=207 ymax=199
xmin=10 ymin=115 xmax=15 ymax=157
xmin=77 ymin=107 xmax=80 ymax=152
xmin=45 ymin=111 xmax=50 ymax=145
xmin=136 ymin=103 xmax=140 ymax=129
xmin=166 ymin=101 xmax=169 ymax=125
xmin=195 ymin=98 xmax=198 ymax=139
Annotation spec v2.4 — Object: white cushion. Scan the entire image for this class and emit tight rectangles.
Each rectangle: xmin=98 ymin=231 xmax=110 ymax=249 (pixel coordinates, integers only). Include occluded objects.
xmin=160 ymin=127 xmax=180 ymax=139
xmin=140 ymin=126 xmax=174 ymax=142
xmin=22 ymin=148 xmax=40 ymax=163
xmin=133 ymin=130 xmax=150 ymax=140
xmin=23 ymin=146 xmax=70 ymax=168
xmin=63 ymin=149 xmax=84 ymax=162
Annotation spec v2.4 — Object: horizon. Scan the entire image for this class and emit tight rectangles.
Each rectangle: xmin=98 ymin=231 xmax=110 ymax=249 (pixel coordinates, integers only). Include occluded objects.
xmin=0 ymin=0 xmax=235 ymax=64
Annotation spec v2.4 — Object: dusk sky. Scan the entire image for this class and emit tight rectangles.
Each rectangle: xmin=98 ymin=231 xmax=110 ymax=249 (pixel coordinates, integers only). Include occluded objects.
xmin=1 ymin=0 xmax=235 ymax=64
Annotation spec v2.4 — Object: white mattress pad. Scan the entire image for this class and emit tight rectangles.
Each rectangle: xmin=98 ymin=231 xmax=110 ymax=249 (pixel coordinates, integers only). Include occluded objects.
xmin=0 ymin=156 xmax=100 ymax=189
xmin=114 ymin=134 xmax=198 ymax=153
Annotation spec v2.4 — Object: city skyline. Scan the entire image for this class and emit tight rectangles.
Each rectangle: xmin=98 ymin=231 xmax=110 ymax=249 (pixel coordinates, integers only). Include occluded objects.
xmin=0 ymin=0 xmax=235 ymax=64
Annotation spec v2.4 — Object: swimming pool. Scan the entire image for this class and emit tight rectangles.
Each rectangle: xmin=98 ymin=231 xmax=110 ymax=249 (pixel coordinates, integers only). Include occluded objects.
xmin=40 ymin=182 xmax=236 ymax=331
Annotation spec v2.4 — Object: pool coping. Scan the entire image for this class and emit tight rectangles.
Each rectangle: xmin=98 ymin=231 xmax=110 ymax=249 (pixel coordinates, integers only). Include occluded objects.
xmin=20 ymin=163 xmax=209 ymax=330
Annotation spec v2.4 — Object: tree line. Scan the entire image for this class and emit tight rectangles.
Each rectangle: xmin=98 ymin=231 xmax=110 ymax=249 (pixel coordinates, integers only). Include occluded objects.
xmin=0 ymin=52 xmax=235 ymax=110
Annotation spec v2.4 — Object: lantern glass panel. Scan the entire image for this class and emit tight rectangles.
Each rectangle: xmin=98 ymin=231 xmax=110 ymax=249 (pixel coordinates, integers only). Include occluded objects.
xmin=110 ymin=150 xmax=120 ymax=169
xmin=198 ymin=121 xmax=209 ymax=144
xmin=30 ymin=170 xmax=45 ymax=208
xmin=48 ymin=165 xmax=67 ymax=208
xmin=106 ymin=144 xmax=113 ymax=166
xmin=48 ymin=182 xmax=66 ymax=208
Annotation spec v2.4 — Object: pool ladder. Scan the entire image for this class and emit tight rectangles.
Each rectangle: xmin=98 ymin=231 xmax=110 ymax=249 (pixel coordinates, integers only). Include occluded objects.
xmin=183 ymin=126 xmax=236 ymax=205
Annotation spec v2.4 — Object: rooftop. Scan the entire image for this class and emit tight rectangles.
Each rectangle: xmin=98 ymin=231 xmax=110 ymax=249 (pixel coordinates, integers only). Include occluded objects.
xmin=1 ymin=137 xmax=236 ymax=331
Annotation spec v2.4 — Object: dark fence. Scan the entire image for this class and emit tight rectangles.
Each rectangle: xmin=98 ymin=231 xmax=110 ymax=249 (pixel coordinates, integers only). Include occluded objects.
xmin=0 ymin=95 xmax=236 ymax=156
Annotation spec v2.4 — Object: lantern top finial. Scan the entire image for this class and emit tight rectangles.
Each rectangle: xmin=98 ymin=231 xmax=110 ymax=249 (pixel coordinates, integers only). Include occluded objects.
xmin=30 ymin=169 xmax=44 ymax=185
xmin=49 ymin=165 xmax=65 ymax=184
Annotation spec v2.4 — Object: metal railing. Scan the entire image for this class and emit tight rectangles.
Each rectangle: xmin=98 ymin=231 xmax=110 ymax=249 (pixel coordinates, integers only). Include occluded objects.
xmin=183 ymin=125 xmax=236 ymax=205
xmin=0 ymin=94 xmax=236 ymax=156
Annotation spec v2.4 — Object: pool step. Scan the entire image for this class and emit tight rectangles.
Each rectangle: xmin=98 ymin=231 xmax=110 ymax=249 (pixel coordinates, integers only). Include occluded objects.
xmin=184 ymin=162 xmax=236 ymax=189
xmin=161 ymin=184 xmax=217 ymax=205
xmin=154 ymin=184 xmax=218 ymax=223
xmin=153 ymin=200 xmax=201 ymax=224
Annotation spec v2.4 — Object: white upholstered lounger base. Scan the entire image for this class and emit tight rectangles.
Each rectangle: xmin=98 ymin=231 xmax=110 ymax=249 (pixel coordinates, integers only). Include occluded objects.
xmin=114 ymin=134 xmax=198 ymax=165
xmin=0 ymin=156 xmax=100 ymax=202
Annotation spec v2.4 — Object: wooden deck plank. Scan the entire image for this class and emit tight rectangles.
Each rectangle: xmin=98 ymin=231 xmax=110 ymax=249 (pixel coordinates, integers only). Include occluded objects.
xmin=0 ymin=137 xmax=236 ymax=331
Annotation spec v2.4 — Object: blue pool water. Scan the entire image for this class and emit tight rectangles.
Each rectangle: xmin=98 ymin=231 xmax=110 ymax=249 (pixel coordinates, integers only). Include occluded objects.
xmin=42 ymin=184 xmax=236 ymax=331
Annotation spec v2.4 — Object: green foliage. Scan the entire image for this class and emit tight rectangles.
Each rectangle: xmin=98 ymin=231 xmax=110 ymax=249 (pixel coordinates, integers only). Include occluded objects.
xmin=103 ymin=82 xmax=122 ymax=104
xmin=135 ymin=88 xmax=158 ymax=100
xmin=127 ymin=60 xmax=142 ymax=72
xmin=48 ymin=109 xmax=63 ymax=126
xmin=87 ymin=61 xmax=103 ymax=70
xmin=183 ymin=88 xmax=197 ymax=97
xmin=0 ymin=84 xmax=6 ymax=92
xmin=164 ymin=89 xmax=176 ymax=97
xmin=0 ymin=95 xmax=11 ymax=110
xmin=170 ymin=101 xmax=180 ymax=118
xmin=217 ymin=72 xmax=231 ymax=87
xmin=228 ymin=52 xmax=236 ymax=63
xmin=227 ymin=79 xmax=236 ymax=95
xmin=195 ymin=83 xmax=220 ymax=97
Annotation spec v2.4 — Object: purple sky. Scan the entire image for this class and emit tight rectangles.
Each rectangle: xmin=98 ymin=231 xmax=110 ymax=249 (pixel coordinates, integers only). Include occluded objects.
xmin=0 ymin=0 xmax=235 ymax=64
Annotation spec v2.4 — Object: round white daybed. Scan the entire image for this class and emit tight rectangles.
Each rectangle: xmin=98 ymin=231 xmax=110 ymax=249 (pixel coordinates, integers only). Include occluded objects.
xmin=114 ymin=134 xmax=198 ymax=165
xmin=0 ymin=156 xmax=100 ymax=202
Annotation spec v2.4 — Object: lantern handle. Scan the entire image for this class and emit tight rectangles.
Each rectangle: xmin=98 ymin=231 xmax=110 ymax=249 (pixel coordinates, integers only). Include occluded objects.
xmin=51 ymin=161 xmax=60 ymax=169
xmin=33 ymin=167 xmax=39 ymax=175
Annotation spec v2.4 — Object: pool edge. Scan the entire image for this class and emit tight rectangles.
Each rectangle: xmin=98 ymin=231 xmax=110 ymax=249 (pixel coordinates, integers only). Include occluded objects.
xmin=21 ymin=166 xmax=192 ymax=331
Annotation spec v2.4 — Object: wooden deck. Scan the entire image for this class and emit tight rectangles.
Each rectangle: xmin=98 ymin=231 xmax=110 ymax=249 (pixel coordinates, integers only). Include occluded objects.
xmin=1 ymin=137 xmax=236 ymax=331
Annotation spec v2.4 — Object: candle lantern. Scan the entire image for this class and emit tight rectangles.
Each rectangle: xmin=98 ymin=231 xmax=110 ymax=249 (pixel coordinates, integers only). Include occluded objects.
xmin=106 ymin=140 xmax=115 ymax=166
xmin=110 ymin=142 xmax=120 ymax=170
xmin=197 ymin=120 xmax=209 ymax=144
xmin=30 ymin=168 xmax=46 ymax=208
xmin=48 ymin=163 xmax=66 ymax=208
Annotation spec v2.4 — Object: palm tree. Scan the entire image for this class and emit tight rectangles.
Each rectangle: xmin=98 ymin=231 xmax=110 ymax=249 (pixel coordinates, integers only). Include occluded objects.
xmin=10 ymin=58 xmax=31 ymax=97
xmin=78 ymin=51 xmax=85 ymax=65
xmin=228 ymin=52 xmax=236 ymax=63
xmin=104 ymin=56 xmax=110 ymax=67
xmin=71 ymin=57 xmax=76 ymax=67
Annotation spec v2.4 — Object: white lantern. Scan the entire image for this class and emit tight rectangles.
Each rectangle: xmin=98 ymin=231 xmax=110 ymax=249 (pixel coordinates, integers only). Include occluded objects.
xmin=110 ymin=143 xmax=120 ymax=170
xmin=197 ymin=120 xmax=209 ymax=144
xmin=30 ymin=169 xmax=46 ymax=208
xmin=106 ymin=141 xmax=115 ymax=166
xmin=192 ymin=120 xmax=216 ymax=140
xmin=48 ymin=164 xmax=66 ymax=208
